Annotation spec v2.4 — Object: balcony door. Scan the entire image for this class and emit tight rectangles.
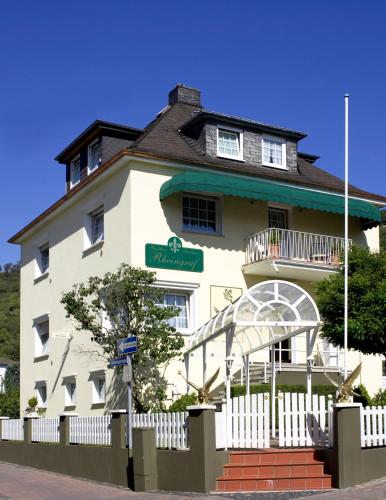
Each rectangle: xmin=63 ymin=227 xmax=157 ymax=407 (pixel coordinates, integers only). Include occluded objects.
xmin=268 ymin=207 xmax=291 ymax=362
xmin=268 ymin=207 xmax=288 ymax=230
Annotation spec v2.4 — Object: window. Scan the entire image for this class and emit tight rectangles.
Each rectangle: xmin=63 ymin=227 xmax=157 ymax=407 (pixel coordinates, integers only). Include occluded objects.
xmin=35 ymin=242 xmax=49 ymax=277
xmin=70 ymin=156 xmax=81 ymax=187
xmin=262 ymin=136 xmax=287 ymax=169
xmin=88 ymin=139 xmax=101 ymax=174
xmin=35 ymin=319 xmax=49 ymax=357
xmin=36 ymin=382 xmax=47 ymax=407
xmin=39 ymin=243 xmax=49 ymax=274
xmin=65 ymin=381 xmax=76 ymax=406
xmin=268 ymin=207 xmax=288 ymax=229
xmin=156 ymin=292 xmax=189 ymax=330
xmin=217 ymin=128 xmax=243 ymax=160
xmin=92 ymin=376 xmax=106 ymax=404
xmin=182 ymin=195 xmax=219 ymax=234
xmin=89 ymin=207 xmax=104 ymax=246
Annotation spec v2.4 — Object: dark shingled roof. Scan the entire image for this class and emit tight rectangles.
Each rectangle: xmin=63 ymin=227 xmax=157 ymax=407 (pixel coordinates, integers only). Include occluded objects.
xmin=131 ymin=102 xmax=386 ymax=204
xmin=8 ymin=95 xmax=386 ymax=244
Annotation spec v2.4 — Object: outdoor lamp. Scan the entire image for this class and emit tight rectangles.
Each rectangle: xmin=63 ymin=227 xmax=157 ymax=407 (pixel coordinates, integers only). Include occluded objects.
xmin=225 ymin=356 xmax=234 ymax=375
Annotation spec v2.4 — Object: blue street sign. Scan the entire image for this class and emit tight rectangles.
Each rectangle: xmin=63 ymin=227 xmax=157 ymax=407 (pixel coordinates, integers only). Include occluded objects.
xmin=117 ymin=336 xmax=138 ymax=355
xmin=108 ymin=356 xmax=128 ymax=368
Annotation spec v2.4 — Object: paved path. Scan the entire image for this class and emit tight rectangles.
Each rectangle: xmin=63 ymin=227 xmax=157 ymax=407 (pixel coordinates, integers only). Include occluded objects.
xmin=0 ymin=461 xmax=386 ymax=500
xmin=0 ymin=461 xmax=196 ymax=500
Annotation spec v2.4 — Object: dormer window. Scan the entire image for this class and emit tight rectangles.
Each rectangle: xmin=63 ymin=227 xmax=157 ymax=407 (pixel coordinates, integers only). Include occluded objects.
xmin=70 ymin=156 xmax=81 ymax=187
xmin=262 ymin=136 xmax=287 ymax=169
xmin=88 ymin=139 xmax=101 ymax=174
xmin=217 ymin=127 xmax=243 ymax=161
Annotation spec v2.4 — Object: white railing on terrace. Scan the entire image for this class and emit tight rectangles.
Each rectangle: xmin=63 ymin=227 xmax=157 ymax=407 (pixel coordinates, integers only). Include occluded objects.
xmin=246 ymin=228 xmax=351 ymax=266
xmin=361 ymin=406 xmax=386 ymax=447
xmin=32 ymin=417 xmax=60 ymax=443
xmin=2 ymin=418 xmax=23 ymax=441
xmin=69 ymin=415 xmax=111 ymax=446
xmin=132 ymin=412 xmax=188 ymax=449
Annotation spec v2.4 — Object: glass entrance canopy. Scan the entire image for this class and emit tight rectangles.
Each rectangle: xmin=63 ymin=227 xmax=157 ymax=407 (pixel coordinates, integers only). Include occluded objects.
xmin=185 ymin=280 xmax=320 ymax=357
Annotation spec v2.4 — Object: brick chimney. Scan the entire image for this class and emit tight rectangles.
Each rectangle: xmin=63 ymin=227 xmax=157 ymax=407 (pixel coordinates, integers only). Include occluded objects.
xmin=168 ymin=84 xmax=201 ymax=106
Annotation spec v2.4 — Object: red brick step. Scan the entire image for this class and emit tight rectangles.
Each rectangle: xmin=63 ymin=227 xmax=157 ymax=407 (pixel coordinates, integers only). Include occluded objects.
xmin=216 ymin=448 xmax=333 ymax=492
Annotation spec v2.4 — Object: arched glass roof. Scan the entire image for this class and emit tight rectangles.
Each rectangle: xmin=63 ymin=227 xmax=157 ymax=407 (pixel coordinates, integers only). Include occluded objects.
xmin=186 ymin=280 xmax=320 ymax=357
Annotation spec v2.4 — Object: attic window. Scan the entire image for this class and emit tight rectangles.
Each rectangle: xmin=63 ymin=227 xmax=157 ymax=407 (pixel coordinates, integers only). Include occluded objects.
xmin=70 ymin=156 xmax=81 ymax=187
xmin=262 ymin=136 xmax=287 ymax=169
xmin=217 ymin=127 xmax=243 ymax=161
xmin=88 ymin=139 xmax=101 ymax=174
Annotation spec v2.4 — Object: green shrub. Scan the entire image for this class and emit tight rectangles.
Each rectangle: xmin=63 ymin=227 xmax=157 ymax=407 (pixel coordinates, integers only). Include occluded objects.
xmin=231 ymin=384 xmax=336 ymax=399
xmin=169 ymin=393 xmax=197 ymax=412
xmin=4 ymin=364 xmax=19 ymax=393
xmin=353 ymin=384 xmax=372 ymax=407
xmin=371 ymin=389 xmax=386 ymax=407
xmin=0 ymin=389 xmax=19 ymax=418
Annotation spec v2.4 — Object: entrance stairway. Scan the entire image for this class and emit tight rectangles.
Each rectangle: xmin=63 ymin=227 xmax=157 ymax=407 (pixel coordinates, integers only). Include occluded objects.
xmin=216 ymin=448 xmax=333 ymax=492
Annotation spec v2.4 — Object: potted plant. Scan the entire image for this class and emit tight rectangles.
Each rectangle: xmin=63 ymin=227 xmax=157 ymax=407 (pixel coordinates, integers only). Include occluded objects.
xmin=330 ymin=245 xmax=341 ymax=265
xmin=268 ymin=230 xmax=280 ymax=258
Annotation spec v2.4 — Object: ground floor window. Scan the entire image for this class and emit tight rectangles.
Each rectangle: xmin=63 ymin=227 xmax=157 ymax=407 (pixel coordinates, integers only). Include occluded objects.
xmin=64 ymin=380 xmax=76 ymax=406
xmin=36 ymin=382 xmax=47 ymax=407
xmin=92 ymin=376 xmax=106 ymax=404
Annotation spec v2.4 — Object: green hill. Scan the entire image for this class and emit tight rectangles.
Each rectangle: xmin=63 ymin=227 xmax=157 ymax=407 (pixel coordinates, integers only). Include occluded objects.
xmin=0 ymin=271 xmax=19 ymax=360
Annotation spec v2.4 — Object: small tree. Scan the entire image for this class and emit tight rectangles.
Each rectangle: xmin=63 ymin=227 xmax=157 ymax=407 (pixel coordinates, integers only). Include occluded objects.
xmin=61 ymin=264 xmax=184 ymax=412
xmin=316 ymin=246 xmax=386 ymax=356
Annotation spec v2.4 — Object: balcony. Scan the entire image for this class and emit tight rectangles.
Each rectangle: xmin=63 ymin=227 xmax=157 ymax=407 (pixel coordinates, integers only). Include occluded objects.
xmin=243 ymin=228 xmax=351 ymax=281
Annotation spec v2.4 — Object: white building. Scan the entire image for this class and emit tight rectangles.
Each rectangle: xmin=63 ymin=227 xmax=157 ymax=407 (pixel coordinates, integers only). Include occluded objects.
xmin=9 ymin=85 xmax=386 ymax=416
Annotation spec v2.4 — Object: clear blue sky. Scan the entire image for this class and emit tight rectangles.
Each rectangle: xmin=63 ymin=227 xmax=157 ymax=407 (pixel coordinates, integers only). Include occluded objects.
xmin=1 ymin=0 xmax=385 ymax=263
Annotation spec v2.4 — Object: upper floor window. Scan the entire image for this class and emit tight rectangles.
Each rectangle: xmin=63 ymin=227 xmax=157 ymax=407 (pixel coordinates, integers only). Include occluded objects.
xmin=34 ymin=318 xmax=49 ymax=358
xmin=217 ymin=127 xmax=243 ymax=160
xmin=156 ymin=292 xmax=189 ymax=330
xmin=39 ymin=243 xmax=49 ymax=274
xmin=90 ymin=207 xmax=104 ymax=245
xmin=70 ymin=156 xmax=81 ymax=187
xmin=88 ymin=139 xmax=101 ymax=174
xmin=36 ymin=242 xmax=49 ymax=277
xmin=268 ymin=207 xmax=288 ymax=229
xmin=262 ymin=136 xmax=287 ymax=169
xmin=182 ymin=195 xmax=220 ymax=235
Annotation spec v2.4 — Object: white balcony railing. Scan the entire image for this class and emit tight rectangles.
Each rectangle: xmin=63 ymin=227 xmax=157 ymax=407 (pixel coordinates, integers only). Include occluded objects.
xmin=246 ymin=228 xmax=351 ymax=266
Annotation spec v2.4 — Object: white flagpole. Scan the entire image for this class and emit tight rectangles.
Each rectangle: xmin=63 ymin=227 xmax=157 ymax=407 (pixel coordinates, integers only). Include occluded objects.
xmin=344 ymin=94 xmax=349 ymax=380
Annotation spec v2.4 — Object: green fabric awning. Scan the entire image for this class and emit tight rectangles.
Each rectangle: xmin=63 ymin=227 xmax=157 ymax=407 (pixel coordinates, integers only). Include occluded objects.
xmin=160 ymin=171 xmax=381 ymax=224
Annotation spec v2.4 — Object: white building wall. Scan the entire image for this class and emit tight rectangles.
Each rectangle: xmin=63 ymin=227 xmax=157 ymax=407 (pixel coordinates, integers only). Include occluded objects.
xmin=18 ymin=157 xmax=383 ymax=415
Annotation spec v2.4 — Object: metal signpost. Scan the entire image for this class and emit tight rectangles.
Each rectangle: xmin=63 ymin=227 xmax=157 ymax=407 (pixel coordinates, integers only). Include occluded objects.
xmin=117 ymin=336 xmax=137 ymax=449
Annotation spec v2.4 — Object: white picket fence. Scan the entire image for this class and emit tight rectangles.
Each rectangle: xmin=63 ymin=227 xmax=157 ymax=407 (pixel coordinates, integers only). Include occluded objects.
xmin=2 ymin=419 xmax=24 ymax=441
xmin=216 ymin=393 xmax=271 ymax=449
xmin=132 ymin=412 xmax=188 ymax=449
xmin=278 ymin=393 xmax=333 ymax=447
xmin=31 ymin=417 xmax=60 ymax=443
xmin=69 ymin=416 xmax=111 ymax=445
xmin=361 ymin=406 xmax=386 ymax=447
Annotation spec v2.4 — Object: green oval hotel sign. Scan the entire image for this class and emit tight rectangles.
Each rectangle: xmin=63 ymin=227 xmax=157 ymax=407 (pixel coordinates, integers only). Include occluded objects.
xmin=145 ymin=237 xmax=204 ymax=272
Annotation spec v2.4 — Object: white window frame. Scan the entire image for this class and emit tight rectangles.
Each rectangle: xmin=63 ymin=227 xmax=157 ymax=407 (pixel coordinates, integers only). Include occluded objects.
xmin=182 ymin=194 xmax=222 ymax=236
xmin=91 ymin=373 xmax=106 ymax=404
xmin=153 ymin=281 xmax=199 ymax=335
xmin=36 ymin=381 xmax=47 ymax=408
xmin=262 ymin=135 xmax=287 ymax=170
xmin=64 ymin=378 xmax=76 ymax=407
xmin=217 ymin=126 xmax=244 ymax=161
xmin=87 ymin=139 xmax=101 ymax=175
xmin=33 ymin=315 xmax=49 ymax=359
xmin=70 ymin=155 xmax=81 ymax=188
xmin=83 ymin=205 xmax=104 ymax=251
